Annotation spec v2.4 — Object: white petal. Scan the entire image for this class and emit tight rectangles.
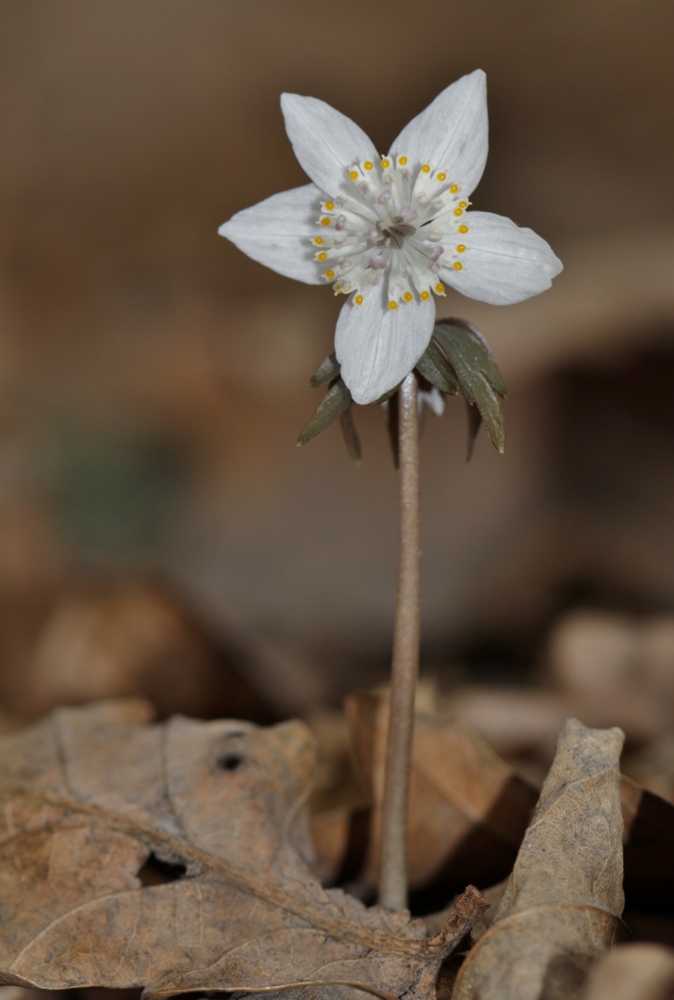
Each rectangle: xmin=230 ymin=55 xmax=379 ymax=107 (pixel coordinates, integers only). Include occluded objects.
xmin=281 ymin=93 xmax=377 ymax=197
xmin=335 ymin=290 xmax=435 ymax=405
xmin=218 ymin=184 xmax=322 ymax=284
xmin=391 ymin=70 xmax=488 ymax=197
xmin=440 ymin=211 xmax=563 ymax=305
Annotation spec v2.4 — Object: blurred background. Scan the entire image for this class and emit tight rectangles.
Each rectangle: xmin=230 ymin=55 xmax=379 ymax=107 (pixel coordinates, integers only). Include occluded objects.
xmin=1 ymin=0 xmax=674 ymax=743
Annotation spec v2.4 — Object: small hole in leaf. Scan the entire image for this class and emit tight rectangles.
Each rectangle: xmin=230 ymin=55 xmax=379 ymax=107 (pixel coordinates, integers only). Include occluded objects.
xmin=137 ymin=851 xmax=187 ymax=887
xmin=218 ymin=752 xmax=245 ymax=771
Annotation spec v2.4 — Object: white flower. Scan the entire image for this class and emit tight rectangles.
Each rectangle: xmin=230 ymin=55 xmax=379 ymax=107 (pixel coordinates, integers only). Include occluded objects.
xmin=219 ymin=70 xmax=562 ymax=405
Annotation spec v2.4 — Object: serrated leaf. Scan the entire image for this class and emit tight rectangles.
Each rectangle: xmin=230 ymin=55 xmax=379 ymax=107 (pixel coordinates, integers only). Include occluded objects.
xmin=297 ymin=379 xmax=352 ymax=447
xmin=415 ymin=340 xmax=459 ymax=396
xmin=309 ymin=353 xmax=341 ymax=388
xmin=435 ymin=319 xmax=506 ymax=398
xmin=432 ymin=320 xmax=506 ymax=454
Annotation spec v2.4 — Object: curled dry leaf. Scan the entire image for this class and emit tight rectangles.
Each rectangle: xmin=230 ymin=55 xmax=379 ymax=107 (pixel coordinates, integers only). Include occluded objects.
xmin=453 ymin=719 xmax=627 ymax=1000
xmin=0 ymin=699 xmax=485 ymax=1000
xmin=582 ymin=943 xmax=674 ymax=1000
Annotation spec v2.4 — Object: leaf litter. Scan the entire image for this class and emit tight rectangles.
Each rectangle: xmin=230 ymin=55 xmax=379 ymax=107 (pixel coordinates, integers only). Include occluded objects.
xmin=0 ymin=699 xmax=486 ymax=1000
xmin=1 ymin=695 xmax=673 ymax=1000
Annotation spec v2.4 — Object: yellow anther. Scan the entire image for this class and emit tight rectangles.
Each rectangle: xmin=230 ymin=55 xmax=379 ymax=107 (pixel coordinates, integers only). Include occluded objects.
xmin=435 ymin=282 xmax=445 ymax=294
xmin=453 ymin=208 xmax=464 ymax=217
xmin=437 ymin=172 xmax=447 ymax=182
xmin=450 ymin=183 xmax=459 ymax=194
xmin=381 ymin=158 xmax=391 ymax=169
xmin=324 ymin=201 xmax=335 ymax=211
xmin=403 ymin=291 xmax=413 ymax=303
xmin=349 ymin=170 xmax=359 ymax=180
xmin=456 ymin=244 xmax=466 ymax=253
xmin=420 ymin=290 xmax=430 ymax=301
xmin=317 ymin=252 xmax=328 ymax=261
xmin=335 ymin=283 xmax=342 ymax=292
xmin=364 ymin=160 xmax=374 ymax=171
xmin=398 ymin=155 xmax=408 ymax=166
xmin=459 ymin=200 xmax=468 ymax=208
xmin=453 ymin=262 xmax=463 ymax=271
xmin=314 ymin=236 xmax=324 ymax=245
xmin=354 ymin=294 xmax=364 ymax=305
xmin=320 ymin=217 xmax=331 ymax=226
xmin=421 ymin=164 xmax=431 ymax=173
xmin=389 ymin=300 xmax=398 ymax=311
xmin=325 ymin=269 xmax=335 ymax=279
xmin=458 ymin=224 xmax=469 ymax=234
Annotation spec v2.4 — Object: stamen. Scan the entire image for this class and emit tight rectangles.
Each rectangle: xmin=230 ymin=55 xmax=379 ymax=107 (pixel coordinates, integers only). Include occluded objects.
xmin=325 ymin=269 xmax=336 ymax=279
xmin=421 ymin=164 xmax=431 ymax=174
xmin=458 ymin=224 xmax=469 ymax=234
xmin=453 ymin=208 xmax=463 ymax=217
xmin=317 ymin=252 xmax=328 ymax=261
xmin=354 ymin=294 xmax=364 ymax=305
xmin=388 ymin=301 xmax=398 ymax=310
xmin=324 ymin=202 xmax=335 ymax=211
xmin=437 ymin=173 xmax=447 ymax=182
xmin=420 ymin=291 xmax=430 ymax=301
xmin=398 ymin=156 xmax=408 ymax=166
xmin=349 ymin=170 xmax=359 ymax=181
xmin=450 ymin=184 xmax=459 ymax=194
xmin=458 ymin=201 xmax=468 ymax=209
xmin=453 ymin=262 xmax=463 ymax=271
xmin=364 ymin=161 xmax=374 ymax=171
xmin=456 ymin=244 xmax=466 ymax=253
xmin=313 ymin=237 xmax=324 ymax=245
xmin=435 ymin=282 xmax=445 ymax=295
xmin=320 ymin=217 xmax=331 ymax=226
xmin=381 ymin=158 xmax=391 ymax=169
xmin=403 ymin=292 xmax=413 ymax=303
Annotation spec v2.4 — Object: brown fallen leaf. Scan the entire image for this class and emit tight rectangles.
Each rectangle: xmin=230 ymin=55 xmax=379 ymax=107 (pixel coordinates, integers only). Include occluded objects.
xmin=345 ymin=692 xmax=538 ymax=891
xmin=0 ymin=699 xmax=487 ymax=1000
xmin=582 ymin=943 xmax=674 ymax=1000
xmin=452 ymin=718 xmax=627 ymax=1000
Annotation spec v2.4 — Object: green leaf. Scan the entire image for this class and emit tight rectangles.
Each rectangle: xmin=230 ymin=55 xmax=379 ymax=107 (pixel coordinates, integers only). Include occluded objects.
xmin=297 ymin=378 xmax=353 ymax=447
xmin=309 ymin=353 xmax=341 ymax=387
xmin=339 ymin=408 xmax=362 ymax=464
xmin=432 ymin=319 xmax=506 ymax=454
xmin=465 ymin=397 xmax=483 ymax=462
xmin=415 ymin=339 xmax=459 ymax=396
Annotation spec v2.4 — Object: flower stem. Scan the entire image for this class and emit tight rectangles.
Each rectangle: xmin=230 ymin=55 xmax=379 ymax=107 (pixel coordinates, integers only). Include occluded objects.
xmin=378 ymin=371 xmax=421 ymax=912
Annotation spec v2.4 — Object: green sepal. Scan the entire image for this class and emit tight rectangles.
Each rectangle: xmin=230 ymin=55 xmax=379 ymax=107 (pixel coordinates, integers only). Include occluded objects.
xmin=432 ymin=319 xmax=506 ymax=454
xmin=415 ymin=339 xmax=459 ymax=396
xmin=297 ymin=378 xmax=353 ymax=447
xmin=309 ymin=353 xmax=341 ymax=387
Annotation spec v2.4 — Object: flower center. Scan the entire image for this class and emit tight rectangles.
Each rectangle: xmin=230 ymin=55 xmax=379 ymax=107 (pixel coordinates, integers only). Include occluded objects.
xmin=312 ymin=154 xmax=470 ymax=307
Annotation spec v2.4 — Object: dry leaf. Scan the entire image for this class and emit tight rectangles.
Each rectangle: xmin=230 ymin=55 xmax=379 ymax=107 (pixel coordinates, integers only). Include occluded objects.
xmin=582 ymin=943 xmax=674 ymax=1000
xmin=345 ymin=692 xmax=538 ymax=891
xmin=452 ymin=718 xmax=627 ymax=1000
xmin=0 ymin=699 xmax=486 ymax=1000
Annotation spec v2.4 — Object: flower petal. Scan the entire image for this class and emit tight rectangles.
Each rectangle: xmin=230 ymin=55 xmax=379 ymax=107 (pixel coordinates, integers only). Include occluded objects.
xmin=391 ymin=70 xmax=488 ymax=197
xmin=335 ymin=291 xmax=435 ymax=405
xmin=281 ymin=93 xmax=377 ymax=197
xmin=440 ymin=211 xmax=563 ymax=305
xmin=218 ymin=184 xmax=323 ymax=284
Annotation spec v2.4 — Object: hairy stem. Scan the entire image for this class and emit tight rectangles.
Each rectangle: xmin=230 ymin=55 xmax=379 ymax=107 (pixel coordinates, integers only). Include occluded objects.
xmin=378 ymin=371 xmax=421 ymax=911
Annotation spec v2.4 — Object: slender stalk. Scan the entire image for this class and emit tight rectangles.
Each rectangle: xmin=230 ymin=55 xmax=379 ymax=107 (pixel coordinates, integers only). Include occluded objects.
xmin=378 ymin=371 xmax=421 ymax=912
